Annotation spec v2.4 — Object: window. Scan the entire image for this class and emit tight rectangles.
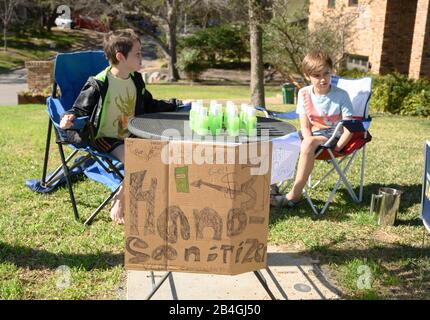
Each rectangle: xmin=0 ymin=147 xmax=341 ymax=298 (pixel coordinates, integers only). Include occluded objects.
xmin=328 ymin=0 xmax=336 ymax=8
xmin=348 ymin=0 xmax=358 ymax=6
xmin=346 ymin=54 xmax=369 ymax=71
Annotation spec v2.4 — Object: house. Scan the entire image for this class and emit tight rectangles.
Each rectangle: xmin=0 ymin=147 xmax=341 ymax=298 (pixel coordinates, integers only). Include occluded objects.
xmin=308 ymin=0 xmax=430 ymax=79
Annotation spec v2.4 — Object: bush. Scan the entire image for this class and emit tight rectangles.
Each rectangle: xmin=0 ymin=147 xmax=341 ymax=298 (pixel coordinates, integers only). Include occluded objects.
xmin=176 ymin=48 xmax=208 ymax=81
xmin=336 ymin=70 xmax=430 ymax=117
xmin=179 ymin=24 xmax=249 ymax=67
xmin=401 ymin=90 xmax=430 ymax=117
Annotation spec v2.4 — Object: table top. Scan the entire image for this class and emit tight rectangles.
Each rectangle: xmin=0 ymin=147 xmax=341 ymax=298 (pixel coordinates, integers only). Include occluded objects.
xmin=128 ymin=112 xmax=296 ymax=143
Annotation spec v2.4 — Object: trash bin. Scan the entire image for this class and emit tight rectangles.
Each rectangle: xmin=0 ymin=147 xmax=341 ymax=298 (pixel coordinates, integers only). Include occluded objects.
xmin=281 ymin=83 xmax=296 ymax=104
xmin=370 ymin=187 xmax=402 ymax=226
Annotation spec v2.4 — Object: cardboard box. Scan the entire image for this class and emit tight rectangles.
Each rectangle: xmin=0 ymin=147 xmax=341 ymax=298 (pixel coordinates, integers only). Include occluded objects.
xmin=124 ymin=138 xmax=272 ymax=275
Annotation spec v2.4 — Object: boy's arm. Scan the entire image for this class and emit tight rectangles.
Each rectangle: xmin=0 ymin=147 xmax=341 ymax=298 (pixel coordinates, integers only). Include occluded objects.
xmin=335 ymin=92 xmax=354 ymax=152
xmin=299 ymin=114 xmax=313 ymax=138
xmin=334 ymin=128 xmax=353 ymax=152
xmin=61 ymin=79 xmax=100 ymax=118
xmin=141 ymin=88 xmax=180 ymax=113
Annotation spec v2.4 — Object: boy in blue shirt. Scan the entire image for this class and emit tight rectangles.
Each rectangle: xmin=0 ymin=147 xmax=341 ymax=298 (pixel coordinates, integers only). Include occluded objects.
xmin=272 ymin=51 xmax=353 ymax=208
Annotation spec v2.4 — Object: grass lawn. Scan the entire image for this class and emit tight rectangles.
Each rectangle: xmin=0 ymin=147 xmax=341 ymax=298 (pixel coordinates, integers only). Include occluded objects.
xmin=0 ymin=29 xmax=93 ymax=73
xmin=0 ymin=95 xmax=429 ymax=299
xmin=146 ymin=84 xmax=281 ymax=100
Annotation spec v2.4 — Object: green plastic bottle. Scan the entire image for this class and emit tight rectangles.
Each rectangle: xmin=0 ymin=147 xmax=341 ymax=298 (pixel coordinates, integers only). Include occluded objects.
xmin=227 ymin=108 xmax=240 ymax=137
xmin=245 ymin=107 xmax=257 ymax=136
xmin=196 ymin=107 xmax=209 ymax=136
xmin=240 ymin=103 xmax=249 ymax=131
xmin=209 ymin=104 xmax=222 ymax=136
xmin=189 ymin=101 xmax=200 ymax=131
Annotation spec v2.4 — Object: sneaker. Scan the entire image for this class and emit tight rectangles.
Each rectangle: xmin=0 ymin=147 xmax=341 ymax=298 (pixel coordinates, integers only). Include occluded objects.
xmin=270 ymin=194 xmax=299 ymax=209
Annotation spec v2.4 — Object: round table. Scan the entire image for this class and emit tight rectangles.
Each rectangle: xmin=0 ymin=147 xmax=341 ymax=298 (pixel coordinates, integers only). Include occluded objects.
xmin=128 ymin=112 xmax=296 ymax=142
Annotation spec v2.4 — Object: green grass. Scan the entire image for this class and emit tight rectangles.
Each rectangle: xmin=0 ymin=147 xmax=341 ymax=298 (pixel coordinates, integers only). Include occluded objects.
xmin=268 ymin=113 xmax=430 ymax=299
xmin=146 ymin=84 xmax=280 ymax=100
xmin=0 ymin=30 xmax=88 ymax=72
xmin=0 ymin=98 xmax=429 ymax=299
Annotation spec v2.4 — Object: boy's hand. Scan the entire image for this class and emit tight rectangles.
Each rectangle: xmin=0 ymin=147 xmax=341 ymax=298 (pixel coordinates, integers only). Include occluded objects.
xmin=60 ymin=114 xmax=76 ymax=129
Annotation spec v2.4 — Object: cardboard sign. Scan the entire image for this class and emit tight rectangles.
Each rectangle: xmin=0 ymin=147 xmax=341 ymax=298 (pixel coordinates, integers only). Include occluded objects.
xmin=422 ymin=141 xmax=430 ymax=233
xmin=124 ymin=138 xmax=272 ymax=275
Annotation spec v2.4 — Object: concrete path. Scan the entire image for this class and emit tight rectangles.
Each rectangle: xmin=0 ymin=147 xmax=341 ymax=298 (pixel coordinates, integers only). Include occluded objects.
xmin=0 ymin=68 xmax=27 ymax=106
xmin=127 ymin=246 xmax=341 ymax=300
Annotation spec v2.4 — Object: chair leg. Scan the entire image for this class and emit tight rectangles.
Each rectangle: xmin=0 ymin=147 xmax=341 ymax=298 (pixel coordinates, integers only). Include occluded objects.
xmin=145 ymin=272 xmax=171 ymax=300
xmin=307 ymin=150 xmax=360 ymax=215
xmin=41 ymin=120 xmax=53 ymax=186
xmin=359 ymin=145 xmax=366 ymax=202
xmin=57 ymin=142 xmax=79 ymax=221
xmin=84 ymin=183 xmax=122 ymax=225
xmin=254 ymin=270 xmax=277 ymax=300
xmin=328 ymin=150 xmax=359 ymax=203
xmin=304 ymin=189 xmax=320 ymax=216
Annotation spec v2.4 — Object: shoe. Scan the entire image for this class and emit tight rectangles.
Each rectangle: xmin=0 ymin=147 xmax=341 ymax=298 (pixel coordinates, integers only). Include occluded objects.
xmin=270 ymin=194 xmax=299 ymax=209
xmin=270 ymin=184 xmax=281 ymax=196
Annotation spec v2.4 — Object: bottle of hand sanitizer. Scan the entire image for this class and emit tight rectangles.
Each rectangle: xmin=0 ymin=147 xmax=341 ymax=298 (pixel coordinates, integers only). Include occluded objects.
xmin=209 ymin=104 xmax=223 ymax=136
xmin=196 ymin=107 xmax=209 ymax=136
xmin=227 ymin=107 xmax=240 ymax=137
xmin=189 ymin=101 xmax=200 ymax=131
xmin=245 ymin=107 xmax=257 ymax=136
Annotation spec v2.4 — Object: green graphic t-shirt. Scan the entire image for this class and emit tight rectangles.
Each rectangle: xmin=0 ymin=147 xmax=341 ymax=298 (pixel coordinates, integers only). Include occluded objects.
xmin=97 ymin=72 xmax=136 ymax=139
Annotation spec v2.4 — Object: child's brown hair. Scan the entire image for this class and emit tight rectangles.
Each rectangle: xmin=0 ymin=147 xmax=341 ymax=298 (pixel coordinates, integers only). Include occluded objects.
xmin=103 ymin=29 xmax=141 ymax=65
xmin=302 ymin=51 xmax=333 ymax=76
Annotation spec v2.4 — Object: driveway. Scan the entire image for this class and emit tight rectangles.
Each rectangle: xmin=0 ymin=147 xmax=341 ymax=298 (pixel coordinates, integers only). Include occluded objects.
xmin=0 ymin=68 xmax=27 ymax=106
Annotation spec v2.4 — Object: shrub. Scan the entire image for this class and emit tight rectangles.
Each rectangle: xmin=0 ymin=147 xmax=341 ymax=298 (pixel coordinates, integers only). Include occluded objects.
xmin=179 ymin=24 xmax=249 ymax=67
xmin=335 ymin=70 xmax=430 ymax=117
xmin=176 ymin=48 xmax=208 ymax=81
xmin=400 ymin=90 xmax=430 ymax=117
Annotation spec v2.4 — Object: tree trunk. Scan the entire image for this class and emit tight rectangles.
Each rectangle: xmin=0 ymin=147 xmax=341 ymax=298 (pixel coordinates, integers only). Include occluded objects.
xmin=249 ymin=0 xmax=265 ymax=107
xmin=166 ymin=0 xmax=180 ymax=82
xmin=47 ymin=7 xmax=59 ymax=33
xmin=3 ymin=26 xmax=7 ymax=52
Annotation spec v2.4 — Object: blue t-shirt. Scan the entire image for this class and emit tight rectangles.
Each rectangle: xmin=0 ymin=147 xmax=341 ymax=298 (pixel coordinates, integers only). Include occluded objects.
xmin=296 ymin=85 xmax=353 ymax=130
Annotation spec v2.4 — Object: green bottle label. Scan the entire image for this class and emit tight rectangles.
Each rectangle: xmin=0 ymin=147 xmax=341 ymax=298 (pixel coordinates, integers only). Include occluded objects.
xmin=175 ymin=166 xmax=189 ymax=193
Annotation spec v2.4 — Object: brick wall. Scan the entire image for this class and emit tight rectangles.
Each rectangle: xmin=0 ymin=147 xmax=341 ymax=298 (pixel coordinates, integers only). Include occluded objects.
xmin=308 ymin=0 xmax=384 ymax=72
xmin=379 ymin=0 xmax=418 ymax=75
xmin=409 ymin=0 xmax=430 ymax=79
xmin=25 ymin=60 xmax=54 ymax=93
xmin=308 ymin=0 xmax=430 ymax=78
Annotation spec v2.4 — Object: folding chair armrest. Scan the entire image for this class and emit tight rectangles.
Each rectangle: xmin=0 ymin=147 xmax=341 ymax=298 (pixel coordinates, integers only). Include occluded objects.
xmin=176 ymin=103 xmax=191 ymax=112
xmin=342 ymin=119 xmax=369 ymax=133
xmin=254 ymin=106 xmax=298 ymax=120
xmin=254 ymin=105 xmax=273 ymax=118
xmin=69 ymin=116 xmax=89 ymax=130
xmin=321 ymin=122 xmax=344 ymax=148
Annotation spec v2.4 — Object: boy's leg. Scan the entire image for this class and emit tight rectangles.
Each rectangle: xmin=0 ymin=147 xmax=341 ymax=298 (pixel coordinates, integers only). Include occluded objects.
xmin=287 ymin=136 xmax=328 ymax=201
xmin=110 ymin=144 xmax=125 ymax=224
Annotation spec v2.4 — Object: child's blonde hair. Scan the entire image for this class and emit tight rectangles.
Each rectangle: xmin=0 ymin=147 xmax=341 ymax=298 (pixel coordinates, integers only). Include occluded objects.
xmin=103 ymin=29 xmax=141 ymax=65
xmin=302 ymin=51 xmax=333 ymax=76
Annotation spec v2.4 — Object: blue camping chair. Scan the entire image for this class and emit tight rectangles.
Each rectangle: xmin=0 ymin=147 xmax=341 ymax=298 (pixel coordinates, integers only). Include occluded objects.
xmin=26 ymin=51 xmax=123 ymax=225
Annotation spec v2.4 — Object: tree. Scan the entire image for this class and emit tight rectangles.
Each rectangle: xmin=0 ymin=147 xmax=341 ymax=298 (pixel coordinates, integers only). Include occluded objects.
xmin=249 ymin=0 xmax=268 ymax=107
xmin=264 ymin=0 xmax=370 ymax=87
xmin=122 ymin=0 xmax=203 ymax=82
xmin=1 ymin=0 xmax=20 ymax=51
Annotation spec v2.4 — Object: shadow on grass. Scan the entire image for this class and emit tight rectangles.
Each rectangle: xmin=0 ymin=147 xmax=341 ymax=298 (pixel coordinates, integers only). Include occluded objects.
xmin=0 ymin=241 xmax=123 ymax=271
xmin=269 ymin=182 xmax=423 ymax=227
xmin=304 ymin=241 xmax=430 ymax=299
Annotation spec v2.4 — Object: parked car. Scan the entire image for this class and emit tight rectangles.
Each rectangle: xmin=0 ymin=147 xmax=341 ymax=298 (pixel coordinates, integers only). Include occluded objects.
xmin=55 ymin=17 xmax=74 ymax=29
xmin=74 ymin=15 xmax=109 ymax=32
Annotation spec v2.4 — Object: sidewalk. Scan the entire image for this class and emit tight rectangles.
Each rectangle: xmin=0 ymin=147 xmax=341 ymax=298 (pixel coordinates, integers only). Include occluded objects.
xmin=127 ymin=245 xmax=341 ymax=300
xmin=0 ymin=68 xmax=27 ymax=106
